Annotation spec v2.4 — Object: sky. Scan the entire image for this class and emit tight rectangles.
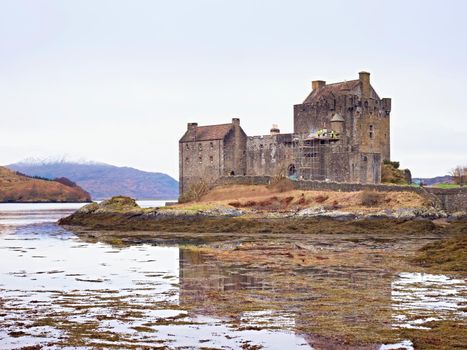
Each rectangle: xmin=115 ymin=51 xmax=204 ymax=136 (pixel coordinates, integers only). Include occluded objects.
xmin=0 ymin=0 xmax=466 ymax=179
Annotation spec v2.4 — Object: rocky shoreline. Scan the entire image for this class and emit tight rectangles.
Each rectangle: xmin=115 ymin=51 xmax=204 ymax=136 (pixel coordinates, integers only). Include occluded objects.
xmin=59 ymin=196 xmax=467 ymax=234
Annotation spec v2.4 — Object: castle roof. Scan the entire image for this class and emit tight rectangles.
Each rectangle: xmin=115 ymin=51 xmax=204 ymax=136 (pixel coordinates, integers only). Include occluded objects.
xmin=179 ymin=123 xmax=233 ymax=142
xmin=303 ymin=79 xmax=380 ymax=104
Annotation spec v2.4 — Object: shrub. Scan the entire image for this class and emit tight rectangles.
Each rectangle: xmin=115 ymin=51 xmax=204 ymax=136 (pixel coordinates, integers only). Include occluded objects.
xmin=324 ymin=200 xmax=340 ymax=210
xmin=383 ymin=160 xmax=400 ymax=169
xmin=54 ymin=177 xmax=77 ymax=188
xmin=257 ymin=197 xmax=275 ymax=207
xmin=314 ymin=195 xmax=329 ymax=203
xmin=179 ymin=180 xmax=209 ymax=203
xmin=281 ymin=196 xmax=294 ymax=205
xmin=360 ymin=190 xmax=383 ymax=207
xmin=297 ymin=194 xmax=307 ymax=205
xmin=381 ymin=161 xmax=408 ymax=184
xmin=267 ymin=178 xmax=294 ymax=193
xmin=228 ymin=201 xmax=241 ymax=208
xmin=450 ymin=166 xmax=466 ymax=186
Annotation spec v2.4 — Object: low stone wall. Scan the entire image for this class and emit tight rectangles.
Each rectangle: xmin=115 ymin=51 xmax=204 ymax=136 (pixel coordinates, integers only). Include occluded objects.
xmin=292 ymin=180 xmax=422 ymax=193
xmin=425 ymin=187 xmax=467 ymax=213
xmin=215 ymin=176 xmax=272 ymax=186
xmin=214 ymin=176 xmax=467 ymax=213
xmin=215 ymin=176 xmax=421 ymax=193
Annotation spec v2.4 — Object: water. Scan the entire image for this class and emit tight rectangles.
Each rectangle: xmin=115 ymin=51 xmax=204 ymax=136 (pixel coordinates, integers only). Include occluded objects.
xmin=0 ymin=203 xmax=311 ymax=349
xmin=0 ymin=203 xmax=465 ymax=349
xmin=0 ymin=200 xmax=169 ymax=226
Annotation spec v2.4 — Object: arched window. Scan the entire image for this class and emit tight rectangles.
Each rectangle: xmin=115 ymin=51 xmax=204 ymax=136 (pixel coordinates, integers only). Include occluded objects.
xmin=230 ymin=171 xmax=235 ymax=176
xmin=288 ymin=164 xmax=297 ymax=178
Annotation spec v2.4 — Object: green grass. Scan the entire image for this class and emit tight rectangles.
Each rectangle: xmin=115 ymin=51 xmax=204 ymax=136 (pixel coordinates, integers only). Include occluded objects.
xmin=432 ymin=183 xmax=461 ymax=189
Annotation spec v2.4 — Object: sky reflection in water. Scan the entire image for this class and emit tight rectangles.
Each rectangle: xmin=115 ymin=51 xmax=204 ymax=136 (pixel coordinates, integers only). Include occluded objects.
xmin=0 ymin=203 xmax=310 ymax=349
xmin=0 ymin=203 xmax=465 ymax=349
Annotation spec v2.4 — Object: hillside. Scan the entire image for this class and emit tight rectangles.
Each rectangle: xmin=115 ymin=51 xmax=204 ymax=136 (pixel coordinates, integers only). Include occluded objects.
xmin=8 ymin=160 xmax=178 ymax=200
xmin=0 ymin=166 xmax=90 ymax=202
xmin=412 ymin=175 xmax=453 ymax=186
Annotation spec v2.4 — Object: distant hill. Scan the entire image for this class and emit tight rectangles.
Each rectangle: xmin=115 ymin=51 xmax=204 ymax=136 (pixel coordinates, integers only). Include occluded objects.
xmin=0 ymin=166 xmax=90 ymax=203
xmin=412 ymin=175 xmax=453 ymax=186
xmin=7 ymin=160 xmax=178 ymax=200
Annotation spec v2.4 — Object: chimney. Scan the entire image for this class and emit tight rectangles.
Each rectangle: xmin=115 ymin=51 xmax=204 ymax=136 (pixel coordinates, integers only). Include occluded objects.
xmin=359 ymin=71 xmax=370 ymax=98
xmin=187 ymin=122 xmax=198 ymax=131
xmin=270 ymin=124 xmax=280 ymax=135
xmin=312 ymin=80 xmax=326 ymax=90
xmin=232 ymin=118 xmax=240 ymax=127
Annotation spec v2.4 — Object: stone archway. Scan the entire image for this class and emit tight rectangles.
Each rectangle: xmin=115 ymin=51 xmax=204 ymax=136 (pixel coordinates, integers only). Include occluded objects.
xmin=288 ymin=164 xmax=297 ymax=178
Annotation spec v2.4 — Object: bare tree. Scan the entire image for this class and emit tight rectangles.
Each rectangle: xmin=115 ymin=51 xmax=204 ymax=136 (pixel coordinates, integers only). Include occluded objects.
xmin=450 ymin=166 xmax=466 ymax=186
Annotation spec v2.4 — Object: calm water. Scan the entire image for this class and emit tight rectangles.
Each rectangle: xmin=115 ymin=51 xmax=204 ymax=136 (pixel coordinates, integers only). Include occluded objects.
xmin=0 ymin=203 xmax=465 ymax=349
xmin=0 ymin=203 xmax=310 ymax=349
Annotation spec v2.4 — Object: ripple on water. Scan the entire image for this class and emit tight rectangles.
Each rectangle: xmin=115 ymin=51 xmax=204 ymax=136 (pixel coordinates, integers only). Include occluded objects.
xmin=391 ymin=272 xmax=467 ymax=329
xmin=0 ymin=206 xmax=313 ymax=349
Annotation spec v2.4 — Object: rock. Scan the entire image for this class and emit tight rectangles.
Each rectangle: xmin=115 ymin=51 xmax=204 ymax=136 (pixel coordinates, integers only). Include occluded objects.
xmin=76 ymin=202 xmax=99 ymax=214
xmin=447 ymin=211 xmax=467 ymax=222
xmin=320 ymin=211 xmax=356 ymax=221
xmin=295 ymin=207 xmax=356 ymax=221
xmin=95 ymin=196 xmax=140 ymax=213
xmin=363 ymin=209 xmax=395 ymax=220
xmin=392 ymin=207 xmax=447 ymax=220
xmin=296 ymin=207 xmax=326 ymax=217
xmin=143 ymin=205 xmax=244 ymax=219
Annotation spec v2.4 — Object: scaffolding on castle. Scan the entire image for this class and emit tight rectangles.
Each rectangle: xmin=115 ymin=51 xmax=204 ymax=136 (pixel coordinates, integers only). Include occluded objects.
xmin=292 ymin=133 xmax=338 ymax=181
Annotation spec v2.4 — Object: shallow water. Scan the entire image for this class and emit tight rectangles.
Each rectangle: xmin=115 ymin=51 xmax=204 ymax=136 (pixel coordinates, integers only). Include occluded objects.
xmin=0 ymin=203 xmax=465 ymax=349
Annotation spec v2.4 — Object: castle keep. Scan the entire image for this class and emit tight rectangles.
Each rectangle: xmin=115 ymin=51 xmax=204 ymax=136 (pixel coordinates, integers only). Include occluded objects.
xmin=179 ymin=72 xmax=391 ymax=195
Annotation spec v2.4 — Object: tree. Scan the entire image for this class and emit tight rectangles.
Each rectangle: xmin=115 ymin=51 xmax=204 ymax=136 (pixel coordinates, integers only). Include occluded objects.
xmin=450 ymin=166 xmax=466 ymax=186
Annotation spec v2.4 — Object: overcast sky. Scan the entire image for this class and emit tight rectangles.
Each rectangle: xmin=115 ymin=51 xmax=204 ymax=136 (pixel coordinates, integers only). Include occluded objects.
xmin=0 ymin=0 xmax=466 ymax=178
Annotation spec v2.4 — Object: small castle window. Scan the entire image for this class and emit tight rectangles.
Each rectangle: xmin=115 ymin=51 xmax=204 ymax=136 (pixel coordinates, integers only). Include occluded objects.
xmin=369 ymin=125 xmax=374 ymax=139
xmin=209 ymin=156 xmax=214 ymax=163
xmin=259 ymin=144 xmax=263 ymax=149
xmin=362 ymin=155 xmax=368 ymax=162
xmin=198 ymin=156 xmax=202 ymax=163
xmin=210 ymin=142 xmax=214 ymax=149
xmin=185 ymin=144 xmax=189 ymax=150
xmin=198 ymin=143 xmax=202 ymax=151
xmin=185 ymin=157 xmax=189 ymax=163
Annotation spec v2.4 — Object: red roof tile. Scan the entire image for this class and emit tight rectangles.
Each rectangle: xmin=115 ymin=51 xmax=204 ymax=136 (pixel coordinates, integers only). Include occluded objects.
xmin=180 ymin=123 xmax=233 ymax=142
xmin=303 ymin=80 xmax=380 ymax=104
xmin=304 ymin=80 xmax=361 ymax=103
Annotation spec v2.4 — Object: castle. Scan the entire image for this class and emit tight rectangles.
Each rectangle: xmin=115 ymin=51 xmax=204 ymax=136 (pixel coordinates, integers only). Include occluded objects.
xmin=179 ymin=72 xmax=391 ymax=195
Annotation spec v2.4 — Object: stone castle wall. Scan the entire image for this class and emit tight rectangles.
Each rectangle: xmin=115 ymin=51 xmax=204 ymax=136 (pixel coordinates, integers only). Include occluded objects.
xmin=179 ymin=139 xmax=224 ymax=194
xmin=180 ymin=73 xmax=392 ymax=196
xmin=246 ymin=134 xmax=294 ymax=177
xmin=425 ymin=187 xmax=467 ymax=213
